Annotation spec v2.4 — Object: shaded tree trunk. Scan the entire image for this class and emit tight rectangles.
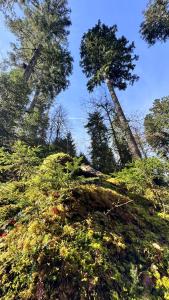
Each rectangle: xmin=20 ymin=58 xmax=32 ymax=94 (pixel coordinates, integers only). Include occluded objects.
xmin=133 ymin=128 xmax=148 ymax=158
xmin=26 ymin=88 xmax=40 ymax=113
xmin=100 ymin=103 xmax=126 ymax=164
xmin=23 ymin=44 xmax=42 ymax=82
xmin=106 ymin=79 xmax=142 ymax=160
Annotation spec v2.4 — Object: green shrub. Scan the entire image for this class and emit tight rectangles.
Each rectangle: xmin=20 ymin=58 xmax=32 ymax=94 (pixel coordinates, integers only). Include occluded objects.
xmin=41 ymin=152 xmax=72 ymax=167
xmin=116 ymin=157 xmax=169 ymax=211
xmin=0 ymin=141 xmax=40 ymax=182
xmin=31 ymin=153 xmax=82 ymax=191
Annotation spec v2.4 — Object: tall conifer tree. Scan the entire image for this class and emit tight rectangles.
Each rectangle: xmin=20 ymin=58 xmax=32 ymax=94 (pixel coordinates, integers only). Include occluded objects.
xmin=80 ymin=21 xmax=141 ymax=160
xmin=0 ymin=0 xmax=72 ymax=147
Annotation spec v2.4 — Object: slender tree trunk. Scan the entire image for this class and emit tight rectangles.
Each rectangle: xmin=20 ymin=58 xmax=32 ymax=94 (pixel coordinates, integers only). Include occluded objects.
xmin=26 ymin=88 xmax=40 ymax=113
xmin=106 ymin=79 xmax=142 ymax=160
xmin=133 ymin=128 xmax=148 ymax=158
xmin=23 ymin=44 xmax=43 ymax=82
xmin=102 ymin=105 xmax=125 ymax=163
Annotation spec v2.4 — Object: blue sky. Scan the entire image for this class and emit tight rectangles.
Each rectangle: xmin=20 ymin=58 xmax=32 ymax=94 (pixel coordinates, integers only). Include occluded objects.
xmin=0 ymin=0 xmax=169 ymax=154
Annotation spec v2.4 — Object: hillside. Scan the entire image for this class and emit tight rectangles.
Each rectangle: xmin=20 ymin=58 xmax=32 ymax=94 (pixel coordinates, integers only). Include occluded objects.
xmin=0 ymin=148 xmax=169 ymax=300
xmin=0 ymin=1 xmax=169 ymax=299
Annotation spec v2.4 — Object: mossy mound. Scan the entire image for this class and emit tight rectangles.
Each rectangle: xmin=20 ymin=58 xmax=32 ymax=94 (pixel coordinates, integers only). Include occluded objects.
xmin=41 ymin=153 xmax=73 ymax=169
xmin=0 ymin=148 xmax=169 ymax=300
xmin=0 ymin=155 xmax=169 ymax=299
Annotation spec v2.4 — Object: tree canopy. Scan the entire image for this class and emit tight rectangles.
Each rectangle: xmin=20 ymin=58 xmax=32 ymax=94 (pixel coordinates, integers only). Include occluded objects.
xmin=0 ymin=0 xmax=73 ymax=147
xmin=80 ymin=20 xmax=139 ymax=92
xmin=140 ymin=0 xmax=169 ymax=45
xmin=144 ymin=96 xmax=169 ymax=158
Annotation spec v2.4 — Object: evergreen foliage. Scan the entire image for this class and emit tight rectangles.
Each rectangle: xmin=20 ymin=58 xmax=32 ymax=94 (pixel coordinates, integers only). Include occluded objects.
xmin=0 ymin=141 xmax=40 ymax=182
xmin=0 ymin=69 xmax=30 ymax=146
xmin=65 ymin=132 xmax=76 ymax=157
xmin=141 ymin=0 xmax=169 ymax=45
xmin=7 ymin=0 xmax=72 ymax=89
xmin=144 ymin=96 xmax=169 ymax=159
xmin=90 ymin=96 xmax=133 ymax=168
xmin=80 ymin=21 xmax=141 ymax=160
xmin=0 ymin=0 xmax=73 ymax=147
xmin=80 ymin=20 xmax=139 ymax=92
xmin=51 ymin=131 xmax=77 ymax=157
xmin=78 ymin=152 xmax=90 ymax=165
xmin=85 ymin=111 xmax=116 ymax=173
xmin=19 ymin=106 xmax=49 ymax=146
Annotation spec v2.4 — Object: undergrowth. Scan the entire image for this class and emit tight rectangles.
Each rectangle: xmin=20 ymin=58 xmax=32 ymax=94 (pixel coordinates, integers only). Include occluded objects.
xmin=0 ymin=143 xmax=169 ymax=300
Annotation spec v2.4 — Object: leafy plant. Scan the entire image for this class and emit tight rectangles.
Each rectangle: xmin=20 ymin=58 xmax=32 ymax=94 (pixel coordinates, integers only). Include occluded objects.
xmin=117 ymin=157 xmax=169 ymax=212
xmin=0 ymin=141 xmax=40 ymax=182
xmin=31 ymin=153 xmax=83 ymax=191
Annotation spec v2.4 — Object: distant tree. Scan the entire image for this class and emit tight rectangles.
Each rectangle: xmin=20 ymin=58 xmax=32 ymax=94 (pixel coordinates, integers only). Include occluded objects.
xmin=144 ymin=96 xmax=169 ymax=158
xmin=64 ymin=131 xmax=76 ymax=157
xmin=80 ymin=21 xmax=141 ymax=160
xmin=52 ymin=131 xmax=76 ymax=157
xmin=85 ymin=111 xmax=116 ymax=173
xmin=90 ymin=95 xmax=132 ymax=167
xmin=140 ymin=0 xmax=169 ymax=45
xmin=48 ymin=105 xmax=68 ymax=144
xmin=78 ymin=152 xmax=90 ymax=165
xmin=47 ymin=105 xmax=76 ymax=157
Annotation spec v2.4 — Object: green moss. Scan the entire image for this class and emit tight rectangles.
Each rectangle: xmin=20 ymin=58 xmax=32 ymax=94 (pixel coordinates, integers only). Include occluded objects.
xmin=41 ymin=152 xmax=72 ymax=169
xmin=0 ymin=153 xmax=169 ymax=299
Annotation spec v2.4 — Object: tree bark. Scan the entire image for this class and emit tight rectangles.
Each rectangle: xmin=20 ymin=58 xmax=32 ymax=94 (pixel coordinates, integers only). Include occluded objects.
xmin=100 ymin=103 xmax=125 ymax=164
xmin=23 ymin=44 xmax=43 ymax=82
xmin=106 ymin=79 xmax=142 ymax=160
xmin=133 ymin=128 xmax=148 ymax=158
xmin=26 ymin=88 xmax=40 ymax=113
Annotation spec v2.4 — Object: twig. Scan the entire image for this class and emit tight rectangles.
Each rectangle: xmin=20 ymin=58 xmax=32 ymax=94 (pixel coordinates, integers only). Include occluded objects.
xmin=105 ymin=199 xmax=133 ymax=216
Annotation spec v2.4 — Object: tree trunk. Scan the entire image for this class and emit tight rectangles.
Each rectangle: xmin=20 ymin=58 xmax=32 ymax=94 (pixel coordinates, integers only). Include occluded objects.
xmin=23 ymin=44 xmax=43 ymax=82
xmin=133 ymin=128 xmax=148 ymax=158
xmin=26 ymin=88 xmax=40 ymax=113
xmin=102 ymin=104 xmax=125 ymax=164
xmin=106 ymin=79 xmax=142 ymax=160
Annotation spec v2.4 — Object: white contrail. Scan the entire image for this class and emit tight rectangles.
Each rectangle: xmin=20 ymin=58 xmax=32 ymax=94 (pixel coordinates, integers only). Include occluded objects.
xmin=68 ymin=117 xmax=86 ymax=120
